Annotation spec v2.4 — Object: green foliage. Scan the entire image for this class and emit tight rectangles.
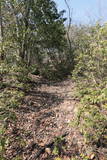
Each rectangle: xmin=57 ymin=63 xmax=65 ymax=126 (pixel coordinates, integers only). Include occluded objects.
xmin=1 ymin=0 xmax=74 ymax=80
xmin=53 ymin=136 xmax=66 ymax=156
xmin=73 ymin=23 xmax=107 ymax=146
xmin=0 ymin=59 xmax=30 ymax=158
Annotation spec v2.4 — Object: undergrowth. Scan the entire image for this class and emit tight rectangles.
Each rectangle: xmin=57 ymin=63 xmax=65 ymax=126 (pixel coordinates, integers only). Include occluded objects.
xmin=72 ymin=23 xmax=107 ymax=158
xmin=0 ymin=59 xmax=31 ymax=159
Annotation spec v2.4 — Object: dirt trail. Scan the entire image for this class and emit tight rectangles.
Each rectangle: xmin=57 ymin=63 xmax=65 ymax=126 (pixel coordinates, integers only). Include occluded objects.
xmin=6 ymin=76 xmax=84 ymax=160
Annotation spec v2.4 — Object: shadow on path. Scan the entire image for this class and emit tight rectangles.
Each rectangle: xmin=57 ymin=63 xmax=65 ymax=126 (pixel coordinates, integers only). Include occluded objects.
xmin=21 ymin=89 xmax=64 ymax=113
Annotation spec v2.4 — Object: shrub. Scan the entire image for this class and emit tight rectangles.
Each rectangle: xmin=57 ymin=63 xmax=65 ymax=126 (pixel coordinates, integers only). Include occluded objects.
xmin=73 ymin=23 xmax=107 ymax=146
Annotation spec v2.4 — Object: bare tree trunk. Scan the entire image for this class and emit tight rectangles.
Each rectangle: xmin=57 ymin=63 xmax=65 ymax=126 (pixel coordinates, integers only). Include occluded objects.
xmin=9 ymin=1 xmax=21 ymax=57
xmin=0 ymin=0 xmax=5 ymax=60
xmin=10 ymin=0 xmax=30 ymax=61
xmin=64 ymin=0 xmax=72 ymax=51
xmin=64 ymin=0 xmax=74 ymax=68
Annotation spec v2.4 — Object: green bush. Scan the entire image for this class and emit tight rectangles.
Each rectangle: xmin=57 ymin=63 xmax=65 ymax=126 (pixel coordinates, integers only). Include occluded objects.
xmin=0 ymin=60 xmax=30 ymax=158
xmin=73 ymin=23 xmax=107 ymax=146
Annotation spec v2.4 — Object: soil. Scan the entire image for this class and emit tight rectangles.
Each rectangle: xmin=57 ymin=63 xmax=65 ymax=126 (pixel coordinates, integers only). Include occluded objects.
xmin=4 ymin=75 xmax=106 ymax=160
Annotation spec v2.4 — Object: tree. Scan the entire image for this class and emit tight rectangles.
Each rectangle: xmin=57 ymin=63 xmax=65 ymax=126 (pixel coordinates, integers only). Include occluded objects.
xmin=0 ymin=0 xmax=74 ymax=79
xmin=0 ymin=0 xmax=5 ymax=60
xmin=29 ymin=0 xmax=67 ymax=65
xmin=1 ymin=0 xmax=67 ymax=62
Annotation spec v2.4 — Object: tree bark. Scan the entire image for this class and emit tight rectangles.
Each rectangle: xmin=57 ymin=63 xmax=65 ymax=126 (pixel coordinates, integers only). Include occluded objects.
xmin=0 ymin=0 xmax=5 ymax=60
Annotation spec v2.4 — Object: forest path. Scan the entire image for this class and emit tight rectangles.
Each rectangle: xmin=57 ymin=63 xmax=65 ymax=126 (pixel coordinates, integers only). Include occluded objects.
xmin=6 ymin=75 xmax=84 ymax=160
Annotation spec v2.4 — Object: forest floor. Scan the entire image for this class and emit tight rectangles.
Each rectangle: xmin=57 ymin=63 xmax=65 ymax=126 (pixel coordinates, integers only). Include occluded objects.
xmin=5 ymin=75 xmax=103 ymax=160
